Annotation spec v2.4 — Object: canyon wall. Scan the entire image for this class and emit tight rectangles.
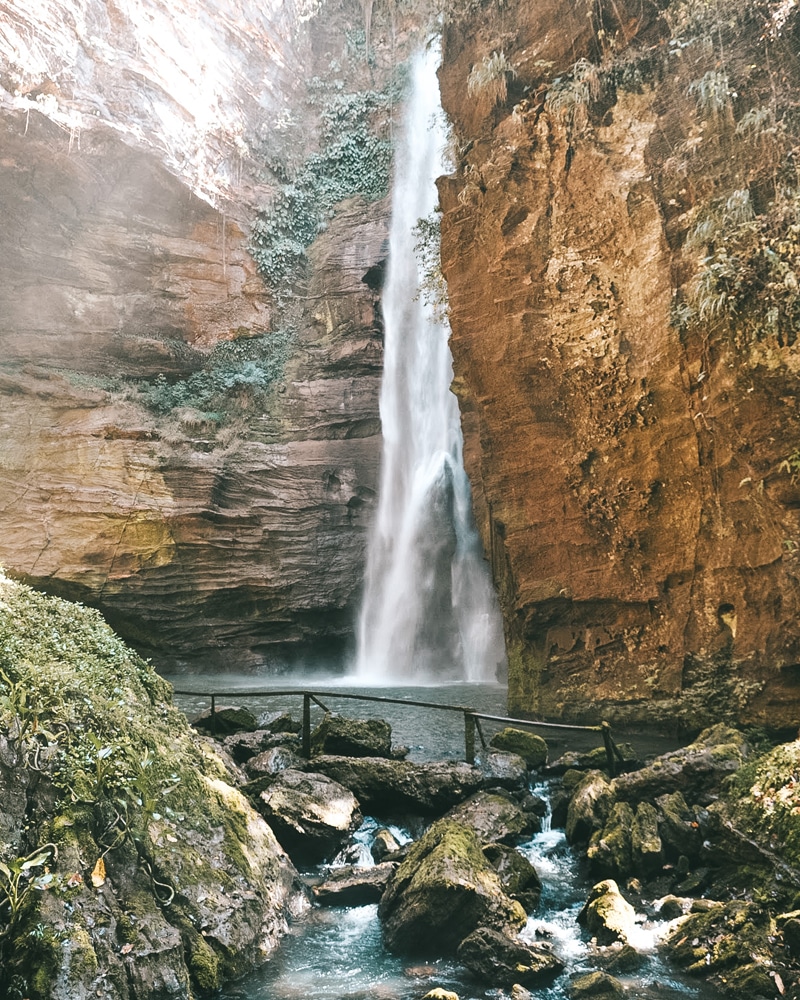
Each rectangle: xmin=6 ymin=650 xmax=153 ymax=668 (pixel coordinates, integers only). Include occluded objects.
xmin=439 ymin=0 xmax=800 ymax=728
xmin=0 ymin=0 xmax=425 ymax=671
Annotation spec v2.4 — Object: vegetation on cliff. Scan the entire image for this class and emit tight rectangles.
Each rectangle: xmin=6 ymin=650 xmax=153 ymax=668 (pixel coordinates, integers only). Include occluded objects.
xmin=0 ymin=573 xmax=301 ymax=999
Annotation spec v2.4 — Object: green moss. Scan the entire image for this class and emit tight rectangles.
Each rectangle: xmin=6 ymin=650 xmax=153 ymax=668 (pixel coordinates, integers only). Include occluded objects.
xmin=188 ymin=935 xmax=221 ymax=993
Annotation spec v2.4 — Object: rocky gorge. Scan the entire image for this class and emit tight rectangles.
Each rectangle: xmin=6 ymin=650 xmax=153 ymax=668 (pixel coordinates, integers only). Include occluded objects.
xmin=6 ymin=576 xmax=800 ymax=999
xmin=1 ymin=0 xmax=799 ymax=727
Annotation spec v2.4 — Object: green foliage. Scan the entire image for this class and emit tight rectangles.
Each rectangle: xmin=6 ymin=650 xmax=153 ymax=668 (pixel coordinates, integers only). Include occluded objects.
xmin=0 ymin=846 xmax=57 ymax=940
xmin=133 ymin=329 xmax=293 ymax=418
xmin=687 ymin=189 xmax=800 ymax=340
xmin=412 ymin=211 xmax=448 ymax=322
xmin=467 ymin=50 xmax=516 ymax=108
xmin=250 ymin=84 xmax=396 ymax=289
xmin=545 ymin=58 xmax=602 ymax=132
xmin=688 ymin=70 xmax=732 ymax=115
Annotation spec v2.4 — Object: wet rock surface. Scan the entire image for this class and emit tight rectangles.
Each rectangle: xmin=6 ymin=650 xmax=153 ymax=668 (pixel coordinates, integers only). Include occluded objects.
xmin=378 ymin=818 xmax=527 ymax=955
xmin=311 ymin=862 xmax=397 ymax=907
xmin=252 ymin=769 xmax=362 ymax=865
xmin=307 ymin=756 xmax=486 ymax=815
xmin=310 ymin=713 xmax=394 ymax=759
xmin=457 ymin=926 xmax=564 ymax=987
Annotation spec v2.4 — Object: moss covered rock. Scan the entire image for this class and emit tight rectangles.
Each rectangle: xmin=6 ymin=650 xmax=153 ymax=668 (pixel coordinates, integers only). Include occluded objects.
xmin=378 ymin=818 xmax=526 ymax=955
xmin=310 ymin=712 xmax=393 ymax=758
xmin=489 ymin=728 xmax=548 ymax=769
xmin=443 ymin=790 xmax=538 ymax=845
xmin=662 ymin=900 xmax=775 ymax=997
xmin=587 ymin=802 xmax=634 ymax=878
xmin=0 ymin=576 xmax=304 ymax=1000
xmin=577 ymin=880 xmax=638 ymax=945
xmin=566 ymin=771 xmax=615 ymax=845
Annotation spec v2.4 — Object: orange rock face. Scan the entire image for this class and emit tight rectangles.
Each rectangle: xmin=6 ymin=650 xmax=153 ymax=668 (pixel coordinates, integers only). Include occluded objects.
xmin=439 ymin=0 xmax=800 ymax=727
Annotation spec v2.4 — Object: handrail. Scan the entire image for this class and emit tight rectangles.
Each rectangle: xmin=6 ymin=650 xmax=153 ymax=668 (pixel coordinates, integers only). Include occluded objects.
xmin=171 ymin=687 xmax=621 ymax=774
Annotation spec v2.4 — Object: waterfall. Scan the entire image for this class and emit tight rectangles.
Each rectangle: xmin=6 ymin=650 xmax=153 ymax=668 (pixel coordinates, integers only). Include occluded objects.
xmin=355 ymin=44 xmax=506 ymax=684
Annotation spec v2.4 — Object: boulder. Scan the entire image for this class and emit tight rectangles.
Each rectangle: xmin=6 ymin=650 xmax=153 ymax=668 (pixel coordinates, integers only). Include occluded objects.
xmin=422 ymin=991 xmax=459 ymax=1000
xmin=483 ymin=843 xmax=542 ymax=912
xmin=312 ymin=862 xmax=397 ymax=906
xmin=568 ymin=970 xmax=626 ymax=1000
xmin=378 ymin=819 xmax=526 ymax=954
xmin=443 ymin=790 xmax=538 ymax=845
xmin=457 ymin=927 xmax=564 ymax=987
xmin=655 ymin=791 xmax=701 ymax=859
xmin=190 ymin=704 xmax=258 ymax=736
xmin=259 ymin=710 xmax=302 ymax=734
xmin=309 ymin=756 xmax=484 ymax=815
xmin=587 ymin=802 xmax=634 ymax=878
xmin=372 ymin=827 xmax=402 ymax=863
xmin=662 ymin=899 xmax=775 ymax=995
xmin=631 ymin=802 xmax=663 ymax=875
xmin=548 ymin=744 xmax=638 ymax=775
xmin=489 ymin=728 xmax=548 ymax=769
xmin=479 ymin=750 xmax=529 ymax=790
xmin=253 ymin=769 xmax=362 ymax=865
xmin=310 ymin=713 xmax=393 ymax=758
xmin=224 ymin=728 xmax=300 ymax=764
xmin=566 ymin=771 xmax=615 ymax=845
xmin=577 ymin=880 xmax=638 ymax=945
xmin=245 ymin=746 xmax=302 ymax=779
xmin=612 ymin=724 xmax=749 ymax=805
xmin=511 ymin=986 xmax=533 ymax=1000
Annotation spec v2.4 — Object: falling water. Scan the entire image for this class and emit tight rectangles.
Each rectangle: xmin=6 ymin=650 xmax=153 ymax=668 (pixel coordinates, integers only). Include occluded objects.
xmin=355 ymin=45 xmax=505 ymax=684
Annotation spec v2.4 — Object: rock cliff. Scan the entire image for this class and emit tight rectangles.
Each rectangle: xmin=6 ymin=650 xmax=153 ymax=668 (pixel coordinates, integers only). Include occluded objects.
xmin=438 ymin=0 xmax=800 ymax=727
xmin=0 ymin=0 xmax=426 ymax=671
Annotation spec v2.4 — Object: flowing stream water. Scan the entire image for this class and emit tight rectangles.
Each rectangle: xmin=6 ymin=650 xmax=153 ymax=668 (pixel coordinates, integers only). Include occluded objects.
xmin=354 ymin=44 xmax=505 ymax=685
xmin=172 ymin=682 xmax=720 ymax=1000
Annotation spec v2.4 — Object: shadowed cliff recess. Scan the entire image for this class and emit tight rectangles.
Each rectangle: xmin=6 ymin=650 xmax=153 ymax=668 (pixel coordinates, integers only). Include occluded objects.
xmin=437 ymin=0 xmax=800 ymax=728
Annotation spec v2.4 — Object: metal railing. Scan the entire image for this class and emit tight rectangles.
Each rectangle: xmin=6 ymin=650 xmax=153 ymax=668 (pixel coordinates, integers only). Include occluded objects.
xmin=171 ymin=687 xmax=626 ymax=775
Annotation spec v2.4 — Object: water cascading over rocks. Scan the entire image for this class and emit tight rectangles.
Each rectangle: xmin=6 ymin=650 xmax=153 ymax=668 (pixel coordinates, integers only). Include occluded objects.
xmin=355 ymin=46 xmax=505 ymax=684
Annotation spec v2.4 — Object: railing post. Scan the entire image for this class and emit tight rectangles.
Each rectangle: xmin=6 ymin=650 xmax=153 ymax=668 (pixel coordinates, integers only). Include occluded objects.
xmin=210 ymin=695 xmax=217 ymax=737
xmin=601 ymin=721 xmax=616 ymax=778
xmin=464 ymin=711 xmax=476 ymax=765
xmin=302 ymin=693 xmax=311 ymax=759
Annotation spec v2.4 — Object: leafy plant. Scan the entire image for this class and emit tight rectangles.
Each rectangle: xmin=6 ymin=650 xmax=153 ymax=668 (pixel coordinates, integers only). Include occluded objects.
xmin=467 ymin=51 xmax=516 ymax=108
xmin=412 ymin=211 xmax=448 ymax=323
xmin=0 ymin=846 xmax=57 ymax=940
xmin=545 ymin=58 xmax=602 ymax=132
xmin=132 ymin=329 xmax=294 ymax=419
xmin=250 ymin=83 xmax=397 ymax=290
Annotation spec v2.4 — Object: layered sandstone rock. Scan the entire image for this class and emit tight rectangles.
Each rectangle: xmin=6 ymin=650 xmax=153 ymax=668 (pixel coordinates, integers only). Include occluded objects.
xmin=0 ymin=0 xmax=425 ymax=670
xmin=438 ymin=0 xmax=800 ymax=727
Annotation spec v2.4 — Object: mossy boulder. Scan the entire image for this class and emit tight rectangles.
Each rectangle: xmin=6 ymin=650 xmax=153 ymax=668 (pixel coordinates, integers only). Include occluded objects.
xmin=568 ymin=970 xmax=625 ymax=999
xmin=587 ymin=801 xmax=634 ymax=878
xmin=662 ymin=900 xmax=775 ymax=997
xmin=308 ymin=755 xmax=485 ymax=815
xmin=0 ymin=576 xmax=304 ymax=1000
xmin=482 ymin=842 xmax=542 ymax=912
xmin=456 ymin=926 xmax=564 ymax=987
xmin=577 ymin=880 xmax=638 ymax=945
xmin=613 ymin=724 xmax=749 ymax=805
xmin=190 ymin=704 xmax=258 ymax=735
xmin=479 ymin=749 xmax=529 ymax=790
xmin=566 ymin=771 xmax=615 ymax=845
xmin=489 ymin=728 xmax=548 ymax=769
xmin=310 ymin=712 xmax=393 ymax=758
xmin=378 ymin=818 xmax=526 ymax=955
xmin=312 ymin=862 xmax=396 ymax=906
xmin=443 ymin=790 xmax=538 ymax=845
xmin=631 ymin=801 xmax=663 ymax=875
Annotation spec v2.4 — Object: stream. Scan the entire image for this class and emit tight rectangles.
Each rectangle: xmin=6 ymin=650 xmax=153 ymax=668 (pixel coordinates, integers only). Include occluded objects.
xmin=171 ymin=679 xmax=722 ymax=1000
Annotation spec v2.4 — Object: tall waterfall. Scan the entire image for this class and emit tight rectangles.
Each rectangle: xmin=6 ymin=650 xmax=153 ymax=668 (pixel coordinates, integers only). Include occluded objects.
xmin=355 ymin=45 xmax=506 ymax=684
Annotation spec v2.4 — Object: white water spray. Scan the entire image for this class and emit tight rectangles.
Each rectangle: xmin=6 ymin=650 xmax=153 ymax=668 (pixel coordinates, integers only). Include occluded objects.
xmin=355 ymin=45 xmax=505 ymax=683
